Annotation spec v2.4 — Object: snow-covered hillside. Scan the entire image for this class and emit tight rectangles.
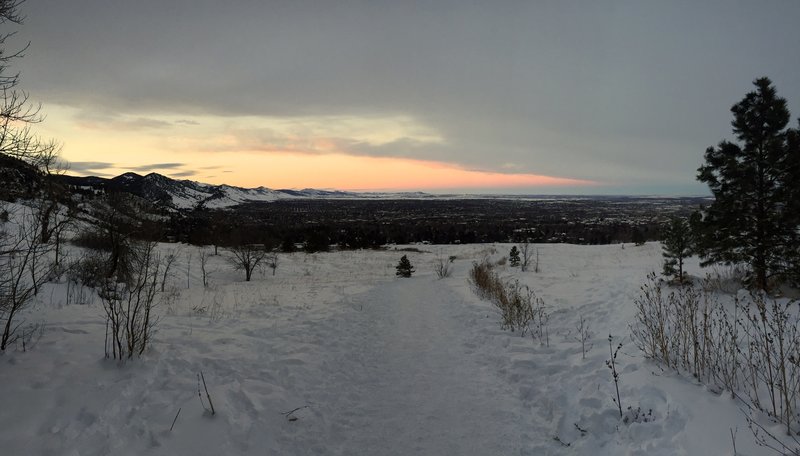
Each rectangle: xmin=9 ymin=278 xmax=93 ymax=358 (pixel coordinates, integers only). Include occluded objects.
xmin=0 ymin=243 xmax=786 ymax=455
xmin=59 ymin=172 xmax=444 ymax=211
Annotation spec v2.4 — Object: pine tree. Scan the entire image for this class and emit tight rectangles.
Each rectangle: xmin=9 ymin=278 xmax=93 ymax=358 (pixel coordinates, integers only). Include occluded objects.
xmin=697 ymin=77 xmax=799 ymax=290
xmin=661 ymin=217 xmax=692 ymax=283
xmin=395 ymin=255 xmax=414 ymax=278
xmin=631 ymin=229 xmax=646 ymax=246
xmin=786 ymin=122 xmax=800 ymax=284
xmin=509 ymin=246 xmax=520 ymax=267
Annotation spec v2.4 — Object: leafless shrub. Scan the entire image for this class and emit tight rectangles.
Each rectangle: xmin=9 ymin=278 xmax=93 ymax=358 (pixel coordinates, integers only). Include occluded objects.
xmin=99 ymin=241 xmax=162 ymax=360
xmin=434 ymin=253 xmax=452 ymax=279
xmin=469 ymin=261 xmax=548 ymax=342
xmin=631 ymin=272 xmax=671 ymax=365
xmin=745 ymin=412 xmax=800 ymax=455
xmin=199 ymin=248 xmax=211 ymax=287
xmin=607 ymin=335 xmax=624 ymax=418
xmin=206 ymin=289 xmax=225 ymax=323
xmin=469 ymin=260 xmax=503 ymax=302
xmin=70 ymin=252 xmax=108 ymax=288
xmin=267 ymin=252 xmax=279 ymax=276
xmin=631 ymin=272 xmax=800 ymax=437
xmin=740 ymin=293 xmax=800 ymax=435
xmin=574 ymin=314 xmax=593 ymax=360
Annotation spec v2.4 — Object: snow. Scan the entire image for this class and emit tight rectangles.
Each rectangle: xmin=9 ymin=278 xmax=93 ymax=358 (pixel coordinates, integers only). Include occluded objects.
xmin=0 ymin=242 xmax=783 ymax=455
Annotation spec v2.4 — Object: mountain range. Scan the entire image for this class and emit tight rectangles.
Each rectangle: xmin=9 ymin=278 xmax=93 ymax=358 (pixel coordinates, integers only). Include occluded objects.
xmin=55 ymin=171 xmax=432 ymax=211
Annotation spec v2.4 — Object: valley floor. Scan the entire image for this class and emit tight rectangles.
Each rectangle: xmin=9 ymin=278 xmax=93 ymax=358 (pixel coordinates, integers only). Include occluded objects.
xmin=0 ymin=243 xmax=783 ymax=455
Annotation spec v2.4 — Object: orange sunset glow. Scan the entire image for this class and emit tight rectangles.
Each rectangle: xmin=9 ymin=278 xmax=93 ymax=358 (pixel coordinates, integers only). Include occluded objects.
xmin=201 ymin=153 xmax=597 ymax=191
xmin=36 ymin=105 xmax=598 ymax=192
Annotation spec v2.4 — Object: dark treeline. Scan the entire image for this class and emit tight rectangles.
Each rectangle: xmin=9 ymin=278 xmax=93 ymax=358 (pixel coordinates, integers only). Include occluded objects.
xmin=170 ymin=197 xmax=706 ymax=252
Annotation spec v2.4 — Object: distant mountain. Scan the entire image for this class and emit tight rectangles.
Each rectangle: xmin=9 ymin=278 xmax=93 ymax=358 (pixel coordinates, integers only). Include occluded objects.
xmin=55 ymin=171 xmax=419 ymax=211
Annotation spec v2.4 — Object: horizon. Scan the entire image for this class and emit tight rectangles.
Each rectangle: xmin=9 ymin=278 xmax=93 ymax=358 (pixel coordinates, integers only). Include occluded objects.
xmin=63 ymin=167 xmax=713 ymax=198
xmin=12 ymin=1 xmax=800 ymax=195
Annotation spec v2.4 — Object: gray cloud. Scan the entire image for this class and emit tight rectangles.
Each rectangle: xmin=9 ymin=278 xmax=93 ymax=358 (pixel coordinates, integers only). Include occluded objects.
xmin=67 ymin=161 xmax=116 ymax=174
xmin=14 ymin=0 xmax=800 ymax=193
xmin=168 ymin=170 xmax=197 ymax=178
xmin=72 ymin=108 xmax=173 ymax=131
xmin=130 ymin=163 xmax=186 ymax=172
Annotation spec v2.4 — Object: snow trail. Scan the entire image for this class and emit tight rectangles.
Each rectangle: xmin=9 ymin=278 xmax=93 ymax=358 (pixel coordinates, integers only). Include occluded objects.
xmin=305 ymin=276 xmax=541 ymax=455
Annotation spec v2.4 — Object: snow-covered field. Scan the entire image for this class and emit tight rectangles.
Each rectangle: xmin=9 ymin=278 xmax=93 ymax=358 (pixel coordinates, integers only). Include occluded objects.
xmin=0 ymin=242 xmax=782 ymax=455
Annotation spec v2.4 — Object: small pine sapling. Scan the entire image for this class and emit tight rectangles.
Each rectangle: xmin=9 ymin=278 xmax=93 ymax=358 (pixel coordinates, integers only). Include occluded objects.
xmin=661 ymin=217 xmax=693 ymax=284
xmin=395 ymin=255 xmax=415 ymax=278
xmin=509 ymin=246 xmax=521 ymax=267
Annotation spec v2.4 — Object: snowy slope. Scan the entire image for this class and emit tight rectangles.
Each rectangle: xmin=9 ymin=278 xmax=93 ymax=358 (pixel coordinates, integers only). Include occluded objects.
xmin=0 ymin=243 xmax=783 ymax=455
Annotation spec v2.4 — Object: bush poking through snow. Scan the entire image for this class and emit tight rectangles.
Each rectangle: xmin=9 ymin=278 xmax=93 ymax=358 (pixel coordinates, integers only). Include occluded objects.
xmin=574 ymin=314 xmax=592 ymax=360
xmin=433 ymin=253 xmax=452 ymax=279
xmin=622 ymin=406 xmax=653 ymax=425
xmin=607 ymin=335 xmax=624 ymax=418
xmin=631 ymin=272 xmax=800 ymax=436
xmin=469 ymin=261 xmax=549 ymax=343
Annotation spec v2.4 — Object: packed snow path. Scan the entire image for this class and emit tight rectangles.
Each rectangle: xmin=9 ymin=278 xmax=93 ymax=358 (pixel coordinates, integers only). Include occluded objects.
xmin=312 ymin=277 xmax=534 ymax=455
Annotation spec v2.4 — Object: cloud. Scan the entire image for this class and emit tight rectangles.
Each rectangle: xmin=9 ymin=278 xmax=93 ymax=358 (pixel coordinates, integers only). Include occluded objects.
xmin=16 ymin=1 xmax=800 ymax=194
xmin=67 ymin=161 xmax=116 ymax=174
xmin=72 ymin=109 xmax=173 ymax=131
xmin=342 ymin=137 xmax=443 ymax=160
xmin=168 ymin=170 xmax=197 ymax=177
xmin=130 ymin=162 xmax=186 ymax=172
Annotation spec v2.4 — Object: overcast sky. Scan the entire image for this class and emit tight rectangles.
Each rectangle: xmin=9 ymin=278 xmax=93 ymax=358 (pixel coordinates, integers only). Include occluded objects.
xmin=10 ymin=0 xmax=800 ymax=194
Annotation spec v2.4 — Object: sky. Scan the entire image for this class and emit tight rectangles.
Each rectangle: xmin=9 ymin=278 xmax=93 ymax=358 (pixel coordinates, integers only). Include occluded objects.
xmin=8 ymin=0 xmax=800 ymax=195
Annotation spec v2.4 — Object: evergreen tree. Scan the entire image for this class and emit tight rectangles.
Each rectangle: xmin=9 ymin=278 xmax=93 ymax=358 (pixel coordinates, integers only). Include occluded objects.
xmin=395 ymin=255 xmax=414 ymax=278
xmin=661 ymin=217 xmax=692 ymax=283
xmin=509 ymin=246 xmax=520 ymax=267
xmin=631 ymin=229 xmax=646 ymax=246
xmin=785 ymin=120 xmax=800 ymax=284
xmin=697 ymin=77 xmax=799 ymax=290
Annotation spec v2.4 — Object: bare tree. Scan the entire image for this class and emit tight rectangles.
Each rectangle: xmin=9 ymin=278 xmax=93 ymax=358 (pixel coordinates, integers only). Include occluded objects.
xmin=159 ymin=249 xmax=178 ymax=292
xmin=266 ymin=251 xmax=279 ymax=276
xmin=0 ymin=207 xmax=52 ymax=350
xmin=0 ymin=0 xmax=61 ymax=171
xmin=185 ymin=250 xmax=192 ymax=289
xmin=199 ymin=248 xmax=211 ymax=287
xmin=0 ymin=1 xmax=66 ymax=350
xmin=228 ymin=243 xmax=267 ymax=281
xmin=520 ymin=240 xmax=538 ymax=272
xmin=45 ymin=201 xmax=74 ymax=274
